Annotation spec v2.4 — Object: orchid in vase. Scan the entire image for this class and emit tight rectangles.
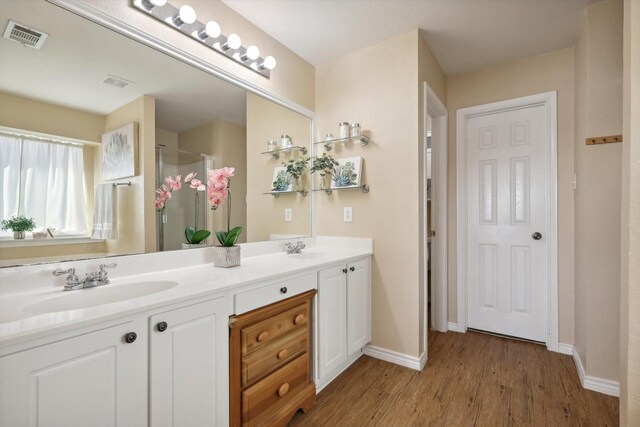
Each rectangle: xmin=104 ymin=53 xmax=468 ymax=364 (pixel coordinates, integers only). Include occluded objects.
xmin=208 ymin=167 xmax=243 ymax=247
xmin=154 ymin=172 xmax=211 ymax=245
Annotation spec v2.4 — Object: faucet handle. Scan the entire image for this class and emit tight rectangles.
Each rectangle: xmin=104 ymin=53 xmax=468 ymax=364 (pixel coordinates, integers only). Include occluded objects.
xmin=297 ymin=241 xmax=306 ymax=249
xmin=53 ymin=267 xmax=75 ymax=276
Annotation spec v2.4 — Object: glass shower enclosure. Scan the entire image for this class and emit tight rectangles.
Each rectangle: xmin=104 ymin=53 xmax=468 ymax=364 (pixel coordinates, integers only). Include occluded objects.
xmin=155 ymin=146 xmax=213 ymax=251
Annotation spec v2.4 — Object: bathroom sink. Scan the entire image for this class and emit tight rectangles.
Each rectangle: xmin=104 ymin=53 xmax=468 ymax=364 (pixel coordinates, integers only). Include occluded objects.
xmin=23 ymin=281 xmax=178 ymax=314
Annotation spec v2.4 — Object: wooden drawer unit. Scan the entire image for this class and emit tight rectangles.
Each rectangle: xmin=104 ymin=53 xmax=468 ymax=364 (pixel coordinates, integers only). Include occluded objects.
xmin=230 ymin=290 xmax=316 ymax=427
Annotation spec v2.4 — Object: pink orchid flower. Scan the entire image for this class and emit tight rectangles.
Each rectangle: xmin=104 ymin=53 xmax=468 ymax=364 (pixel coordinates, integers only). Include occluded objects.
xmin=184 ymin=172 xmax=196 ymax=183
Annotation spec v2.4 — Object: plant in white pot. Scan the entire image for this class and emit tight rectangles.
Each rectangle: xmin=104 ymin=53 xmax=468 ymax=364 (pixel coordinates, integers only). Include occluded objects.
xmin=208 ymin=167 xmax=243 ymax=267
xmin=1 ymin=215 xmax=37 ymax=239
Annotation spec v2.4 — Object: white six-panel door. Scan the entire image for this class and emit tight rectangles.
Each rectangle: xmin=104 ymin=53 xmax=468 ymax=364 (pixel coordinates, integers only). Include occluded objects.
xmin=465 ymin=104 xmax=548 ymax=342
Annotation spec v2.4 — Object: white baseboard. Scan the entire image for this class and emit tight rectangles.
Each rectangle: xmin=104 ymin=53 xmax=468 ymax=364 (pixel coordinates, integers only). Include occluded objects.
xmin=363 ymin=345 xmax=423 ymax=371
xmin=570 ymin=346 xmax=620 ymax=397
xmin=557 ymin=342 xmax=574 ymax=355
xmin=447 ymin=322 xmax=465 ymax=333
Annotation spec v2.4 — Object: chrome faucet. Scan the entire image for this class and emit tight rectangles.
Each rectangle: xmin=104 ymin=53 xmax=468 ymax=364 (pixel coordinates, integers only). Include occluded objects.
xmin=285 ymin=241 xmax=306 ymax=254
xmin=52 ymin=263 xmax=117 ymax=291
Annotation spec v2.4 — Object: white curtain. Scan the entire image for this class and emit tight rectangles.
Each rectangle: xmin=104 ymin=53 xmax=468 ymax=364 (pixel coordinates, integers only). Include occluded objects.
xmin=0 ymin=134 xmax=88 ymax=237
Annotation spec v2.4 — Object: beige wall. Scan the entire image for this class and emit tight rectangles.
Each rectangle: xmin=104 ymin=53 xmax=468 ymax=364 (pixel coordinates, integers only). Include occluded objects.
xmin=316 ymin=30 xmax=446 ymax=357
xmin=79 ymin=0 xmax=315 ymax=112
xmin=103 ymin=95 xmax=156 ymax=255
xmin=246 ymin=93 xmax=312 ymax=242
xmin=620 ymin=0 xmax=640 ymax=423
xmin=446 ymin=48 xmax=576 ymax=344
xmin=179 ymin=119 xmax=248 ymax=243
xmin=0 ymin=92 xmax=107 ymax=261
xmin=573 ymin=0 xmax=623 ymax=382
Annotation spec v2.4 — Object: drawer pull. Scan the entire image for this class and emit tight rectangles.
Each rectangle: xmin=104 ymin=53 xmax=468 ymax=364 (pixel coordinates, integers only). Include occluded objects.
xmin=280 ymin=287 xmax=288 ymax=294
xmin=294 ymin=314 xmax=305 ymax=325
xmin=278 ymin=383 xmax=290 ymax=397
xmin=277 ymin=349 xmax=289 ymax=360
xmin=257 ymin=331 xmax=269 ymax=342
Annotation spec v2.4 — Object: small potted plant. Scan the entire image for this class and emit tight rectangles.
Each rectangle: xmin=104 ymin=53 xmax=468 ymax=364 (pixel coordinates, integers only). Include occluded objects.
xmin=282 ymin=156 xmax=309 ymax=191
xmin=1 ymin=215 xmax=37 ymax=239
xmin=154 ymin=172 xmax=211 ymax=249
xmin=208 ymin=167 xmax=243 ymax=267
xmin=310 ymin=153 xmax=339 ymax=189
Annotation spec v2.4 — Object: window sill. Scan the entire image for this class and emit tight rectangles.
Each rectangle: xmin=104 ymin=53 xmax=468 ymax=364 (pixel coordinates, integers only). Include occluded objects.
xmin=0 ymin=237 xmax=105 ymax=248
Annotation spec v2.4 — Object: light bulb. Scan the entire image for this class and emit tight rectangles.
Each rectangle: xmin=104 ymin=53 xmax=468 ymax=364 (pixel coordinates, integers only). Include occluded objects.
xmin=246 ymin=45 xmax=260 ymax=60
xmin=173 ymin=4 xmax=196 ymax=26
xmin=227 ymin=33 xmax=242 ymax=50
xmin=179 ymin=5 xmax=196 ymax=24
xmin=263 ymin=56 xmax=277 ymax=70
xmin=199 ymin=21 xmax=221 ymax=40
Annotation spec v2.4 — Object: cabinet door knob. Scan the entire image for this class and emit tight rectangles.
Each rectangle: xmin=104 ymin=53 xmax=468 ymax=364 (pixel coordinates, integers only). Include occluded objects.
xmin=342 ymin=268 xmax=348 ymax=274
xmin=257 ymin=331 xmax=269 ymax=342
xmin=350 ymin=266 xmax=355 ymax=272
xmin=277 ymin=349 xmax=288 ymax=360
xmin=278 ymin=383 xmax=290 ymax=397
xmin=124 ymin=332 xmax=137 ymax=343
xmin=280 ymin=287 xmax=288 ymax=294
xmin=157 ymin=321 xmax=168 ymax=332
xmin=294 ymin=314 xmax=305 ymax=325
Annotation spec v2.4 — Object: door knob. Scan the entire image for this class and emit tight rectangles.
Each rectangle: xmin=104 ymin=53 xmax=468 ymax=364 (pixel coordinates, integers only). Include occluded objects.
xmin=124 ymin=332 xmax=137 ymax=343
xmin=349 ymin=266 xmax=355 ymax=272
xmin=532 ymin=232 xmax=542 ymax=240
xmin=157 ymin=321 xmax=168 ymax=332
xmin=342 ymin=268 xmax=348 ymax=274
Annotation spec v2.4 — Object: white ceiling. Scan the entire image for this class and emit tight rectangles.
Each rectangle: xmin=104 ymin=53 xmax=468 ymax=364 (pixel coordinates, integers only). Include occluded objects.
xmin=0 ymin=0 xmax=247 ymax=133
xmin=221 ymin=0 xmax=597 ymax=75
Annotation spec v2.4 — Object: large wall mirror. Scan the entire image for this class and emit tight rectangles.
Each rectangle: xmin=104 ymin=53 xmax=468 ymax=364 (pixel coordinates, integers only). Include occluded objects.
xmin=0 ymin=0 xmax=312 ymax=267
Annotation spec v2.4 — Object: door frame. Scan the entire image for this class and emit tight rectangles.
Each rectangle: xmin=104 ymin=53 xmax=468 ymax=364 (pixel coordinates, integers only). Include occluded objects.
xmin=422 ymin=82 xmax=448 ymax=357
xmin=455 ymin=91 xmax=559 ymax=352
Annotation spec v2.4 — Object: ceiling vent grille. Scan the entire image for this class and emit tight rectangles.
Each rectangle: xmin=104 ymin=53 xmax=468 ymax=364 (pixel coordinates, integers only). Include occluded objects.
xmin=102 ymin=75 xmax=134 ymax=89
xmin=3 ymin=20 xmax=48 ymax=49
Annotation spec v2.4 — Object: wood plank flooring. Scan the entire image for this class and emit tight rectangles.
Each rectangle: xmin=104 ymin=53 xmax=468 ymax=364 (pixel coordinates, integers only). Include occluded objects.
xmin=290 ymin=330 xmax=618 ymax=426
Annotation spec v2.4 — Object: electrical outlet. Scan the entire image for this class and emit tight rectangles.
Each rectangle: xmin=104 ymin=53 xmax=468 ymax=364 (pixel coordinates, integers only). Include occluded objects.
xmin=284 ymin=208 xmax=292 ymax=222
xmin=344 ymin=207 xmax=353 ymax=223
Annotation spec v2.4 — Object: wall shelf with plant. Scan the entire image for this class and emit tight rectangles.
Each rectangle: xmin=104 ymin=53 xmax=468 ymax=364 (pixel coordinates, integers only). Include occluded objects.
xmin=261 ymin=145 xmax=307 ymax=159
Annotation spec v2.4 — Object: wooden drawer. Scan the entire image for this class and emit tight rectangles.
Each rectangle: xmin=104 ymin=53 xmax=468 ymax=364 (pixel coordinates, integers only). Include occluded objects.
xmin=233 ymin=273 xmax=316 ymax=315
xmin=241 ymin=301 xmax=309 ymax=355
xmin=242 ymin=327 xmax=307 ymax=386
xmin=241 ymin=353 xmax=310 ymax=426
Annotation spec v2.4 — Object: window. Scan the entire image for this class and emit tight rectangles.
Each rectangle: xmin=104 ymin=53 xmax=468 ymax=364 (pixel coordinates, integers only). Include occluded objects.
xmin=0 ymin=132 xmax=88 ymax=237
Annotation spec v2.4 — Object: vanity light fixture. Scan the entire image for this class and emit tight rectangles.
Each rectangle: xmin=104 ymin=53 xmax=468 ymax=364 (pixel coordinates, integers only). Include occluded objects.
xmin=132 ymin=0 xmax=276 ymax=78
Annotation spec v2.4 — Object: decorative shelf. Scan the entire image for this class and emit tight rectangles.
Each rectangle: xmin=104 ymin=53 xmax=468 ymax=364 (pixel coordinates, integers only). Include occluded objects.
xmin=261 ymin=145 xmax=307 ymax=159
xmin=313 ymin=184 xmax=370 ymax=195
xmin=263 ymin=190 xmax=308 ymax=198
xmin=313 ymin=135 xmax=369 ymax=151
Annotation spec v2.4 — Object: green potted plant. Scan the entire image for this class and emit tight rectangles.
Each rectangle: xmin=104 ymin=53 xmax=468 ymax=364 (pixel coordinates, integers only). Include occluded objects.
xmin=1 ymin=215 xmax=37 ymax=239
xmin=208 ymin=167 xmax=243 ymax=267
xmin=310 ymin=153 xmax=339 ymax=189
xmin=282 ymin=155 xmax=309 ymax=191
xmin=154 ymin=172 xmax=211 ymax=249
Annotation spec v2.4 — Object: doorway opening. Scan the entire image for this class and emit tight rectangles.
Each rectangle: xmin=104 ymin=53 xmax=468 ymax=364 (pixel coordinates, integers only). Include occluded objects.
xmin=421 ymin=83 xmax=448 ymax=365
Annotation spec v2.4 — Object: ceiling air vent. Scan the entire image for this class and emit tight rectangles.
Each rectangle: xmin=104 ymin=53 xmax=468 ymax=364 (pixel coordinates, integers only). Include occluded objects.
xmin=102 ymin=75 xmax=135 ymax=89
xmin=3 ymin=20 xmax=48 ymax=49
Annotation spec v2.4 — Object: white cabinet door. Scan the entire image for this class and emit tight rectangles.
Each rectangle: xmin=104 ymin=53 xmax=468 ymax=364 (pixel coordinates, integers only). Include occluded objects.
xmin=0 ymin=320 xmax=147 ymax=427
xmin=317 ymin=264 xmax=348 ymax=382
xmin=347 ymin=258 xmax=371 ymax=357
xmin=149 ymin=296 xmax=229 ymax=427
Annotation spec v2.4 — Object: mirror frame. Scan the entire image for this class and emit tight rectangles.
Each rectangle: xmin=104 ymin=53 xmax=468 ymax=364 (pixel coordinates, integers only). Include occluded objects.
xmin=47 ymin=0 xmax=317 ymax=240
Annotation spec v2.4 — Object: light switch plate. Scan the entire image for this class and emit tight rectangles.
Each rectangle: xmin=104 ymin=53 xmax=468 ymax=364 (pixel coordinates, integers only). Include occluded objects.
xmin=284 ymin=208 xmax=292 ymax=222
xmin=344 ymin=207 xmax=353 ymax=223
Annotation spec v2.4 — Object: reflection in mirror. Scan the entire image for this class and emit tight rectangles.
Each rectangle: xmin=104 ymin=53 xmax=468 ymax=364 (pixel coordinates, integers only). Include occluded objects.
xmin=0 ymin=0 xmax=312 ymax=267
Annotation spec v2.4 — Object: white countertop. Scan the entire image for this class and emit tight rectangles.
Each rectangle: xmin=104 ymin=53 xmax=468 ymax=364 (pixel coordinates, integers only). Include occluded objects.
xmin=0 ymin=237 xmax=372 ymax=348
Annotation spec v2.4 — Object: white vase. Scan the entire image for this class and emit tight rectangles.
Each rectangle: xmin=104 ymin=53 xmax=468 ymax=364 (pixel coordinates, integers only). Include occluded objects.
xmin=181 ymin=242 xmax=206 ymax=250
xmin=212 ymin=245 xmax=241 ymax=268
